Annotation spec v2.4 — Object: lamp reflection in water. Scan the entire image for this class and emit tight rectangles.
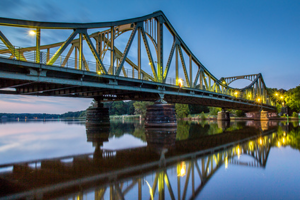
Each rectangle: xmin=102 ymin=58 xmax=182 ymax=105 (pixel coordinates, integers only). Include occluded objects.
xmin=225 ymin=157 xmax=228 ymax=169
xmin=277 ymin=141 xmax=281 ymax=148
xmin=144 ymin=179 xmax=154 ymax=200
xmin=248 ymin=141 xmax=254 ymax=151
xmin=177 ymin=161 xmax=186 ymax=177
xmin=236 ymin=145 xmax=241 ymax=159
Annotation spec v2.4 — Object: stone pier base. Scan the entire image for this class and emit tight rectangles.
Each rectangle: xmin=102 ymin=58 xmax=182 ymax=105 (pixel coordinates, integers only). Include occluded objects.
xmin=145 ymin=103 xmax=177 ymax=127
xmin=145 ymin=127 xmax=177 ymax=151
xmin=86 ymin=102 xmax=110 ymax=126
xmin=246 ymin=110 xmax=269 ymax=121
xmin=217 ymin=110 xmax=230 ymax=121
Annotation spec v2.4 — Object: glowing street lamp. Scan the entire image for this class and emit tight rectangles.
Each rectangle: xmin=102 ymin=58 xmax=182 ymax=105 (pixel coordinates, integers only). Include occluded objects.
xmin=257 ymin=98 xmax=261 ymax=102
xmin=178 ymin=78 xmax=183 ymax=87
xmin=29 ymin=30 xmax=36 ymax=36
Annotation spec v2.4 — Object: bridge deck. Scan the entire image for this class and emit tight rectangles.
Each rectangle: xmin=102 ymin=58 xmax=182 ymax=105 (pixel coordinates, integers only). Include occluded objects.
xmin=0 ymin=57 xmax=275 ymax=111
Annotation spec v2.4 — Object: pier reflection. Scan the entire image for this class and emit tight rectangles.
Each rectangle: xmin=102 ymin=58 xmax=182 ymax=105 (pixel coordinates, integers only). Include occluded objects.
xmin=1 ymin=121 xmax=298 ymax=199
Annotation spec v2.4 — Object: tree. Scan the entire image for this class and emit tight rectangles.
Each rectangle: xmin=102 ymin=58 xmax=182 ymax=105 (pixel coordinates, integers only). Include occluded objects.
xmin=188 ymin=104 xmax=209 ymax=114
xmin=133 ymin=101 xmax=154 ymax=117
xmin=285 ymin=86 xmax=300 ymax=112
xmin=208 ymin=107 xmax=221 ymax=116
xmin=104 ymin=101 xmax=135 ymax=115
xmin=175 ymin=103 xmax=190 ymax=118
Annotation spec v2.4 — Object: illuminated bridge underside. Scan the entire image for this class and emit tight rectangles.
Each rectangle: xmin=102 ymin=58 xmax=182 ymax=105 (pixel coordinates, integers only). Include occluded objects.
xmin=0 ymin=11 xmax=276 ymax=112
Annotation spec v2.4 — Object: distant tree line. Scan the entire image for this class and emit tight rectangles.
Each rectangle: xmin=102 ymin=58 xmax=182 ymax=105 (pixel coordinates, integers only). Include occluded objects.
xmin=0 ymin=111 xmax=85 ymax=120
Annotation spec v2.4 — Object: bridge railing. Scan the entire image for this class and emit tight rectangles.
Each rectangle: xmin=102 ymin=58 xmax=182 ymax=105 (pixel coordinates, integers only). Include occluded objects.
xmin=0 ymin=42 xmax=183 ymax=85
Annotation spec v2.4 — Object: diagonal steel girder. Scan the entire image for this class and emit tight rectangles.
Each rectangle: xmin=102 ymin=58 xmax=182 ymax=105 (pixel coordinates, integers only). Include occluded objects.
xmin=115 ymin=25 xmax=138 ymax=76
xmin=0 ymin=31 xmax=26 ymax=61
xmin=81 ymin=29 xmax=107 ymax=74
xmin=47 ymin=30 xmax=79 ymax=66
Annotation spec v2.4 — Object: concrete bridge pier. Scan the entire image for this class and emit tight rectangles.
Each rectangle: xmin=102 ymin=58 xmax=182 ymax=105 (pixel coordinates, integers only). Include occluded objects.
xmin=246 ymin=110 xmax=269 ymax=121
xmin=86 ymin=98 xmax=110 ymax=126
xmin=145 ymin=94 xmax=177 ymax=127
xmin=217 ymin=109 xmax=230 ymax=121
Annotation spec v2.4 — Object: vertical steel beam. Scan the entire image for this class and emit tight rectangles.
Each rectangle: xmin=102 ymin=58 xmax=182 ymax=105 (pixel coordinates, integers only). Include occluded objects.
xmin=96 ymin=35 xmax=101 ymax=73
xmin=157 ymin=17 xmax=164 ymax=83
xmin=79 ymin=33 xmax=83 ymax=70
xmin=192 ymin=160 xmax=195 ymax=195
xmin=175 ymin=45 xmax=178 ymax=85
xmin=177 ymin=176 xmax=181 ymax=200
xmin=132 ymin=67 xmax=135 ymax=78
xmin=46 ymin=48 xmax=50 ymax=62
xmin=200 ymin=70 xmax=203 ymax=90
xmin=138 ymin=28 xmax=141 ymax=80
xmin=110 ymin=27 xmax=115 ymax=75
xmin=158 ymin=172 xmax=164 ymax=200
xmin=259 ymin=78 xmax=262 ymax=99
xmin=75 ymin=47 xmax=78 ymax=69
xmin=189 ymin=55 xmax=192 ymax=87
xmin=36 ymin=28 xmax=41 ymax=63
xmin=138 ymin=179 xmax=142 ymax=200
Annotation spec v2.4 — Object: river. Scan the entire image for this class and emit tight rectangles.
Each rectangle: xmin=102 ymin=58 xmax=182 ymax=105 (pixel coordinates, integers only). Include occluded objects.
xmin=0 ymin=120 xmax=299 ymax=199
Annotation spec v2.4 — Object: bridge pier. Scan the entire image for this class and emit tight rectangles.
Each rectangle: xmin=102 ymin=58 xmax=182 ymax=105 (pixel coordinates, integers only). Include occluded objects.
xmin=246 ymin=110 xmax=269 ymax=121
xmin=217 ymin=109 xmax=230 ymax=121
xmin=145 ymin=127 xmax=177 ymax=152
xmin=86 ymin=99 xmax=110 ymax=126
xmin=145 ymin=94 xmax=177 ymax=127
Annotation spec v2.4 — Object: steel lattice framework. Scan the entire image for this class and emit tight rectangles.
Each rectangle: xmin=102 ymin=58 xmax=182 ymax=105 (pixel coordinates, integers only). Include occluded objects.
xmin=0 ymin=11 xmax=275 ymax=111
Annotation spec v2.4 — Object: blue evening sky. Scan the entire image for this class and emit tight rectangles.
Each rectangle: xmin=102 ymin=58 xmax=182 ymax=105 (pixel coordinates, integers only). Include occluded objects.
xmin=0 ymin=0 xmax=299 ymax=113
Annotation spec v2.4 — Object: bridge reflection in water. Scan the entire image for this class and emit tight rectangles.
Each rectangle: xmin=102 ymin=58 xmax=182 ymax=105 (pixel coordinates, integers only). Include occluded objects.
xmin=0 ymin=122 xmax=284 ymax=199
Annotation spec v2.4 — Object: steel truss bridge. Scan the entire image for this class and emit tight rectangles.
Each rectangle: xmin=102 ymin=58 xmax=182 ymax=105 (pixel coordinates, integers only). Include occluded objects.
xmin=0 ymin=11 xmax=275 ymax=111
xmin=0 ymin=126 xmax=277 ymax=200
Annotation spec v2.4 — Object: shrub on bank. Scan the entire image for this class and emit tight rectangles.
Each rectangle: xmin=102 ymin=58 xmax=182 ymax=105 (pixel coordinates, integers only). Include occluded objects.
xmin=200 ymin=112 xmax=206 ymax=120
xmin=292 ymin=112 xmax=298 ymax=118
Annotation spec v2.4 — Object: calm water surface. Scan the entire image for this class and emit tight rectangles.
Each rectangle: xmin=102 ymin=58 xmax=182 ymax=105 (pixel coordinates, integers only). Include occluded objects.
xmin=0 ymin=120 xmax=300 ymax=199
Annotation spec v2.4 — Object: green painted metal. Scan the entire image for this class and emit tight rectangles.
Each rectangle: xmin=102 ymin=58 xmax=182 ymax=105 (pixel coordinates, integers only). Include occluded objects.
xmin=115 ymin=26 xmax=138 ymax=76
xmin=47 ymin=30 xmax=78 ymax=65
xmin=178 ymin=45 xmax=190 ymax=88
xmin=163 ymin=39 xmax=176 ymax=82
xmin=141 ymin=27 xmax=158 ymax=81
xmin=0 ymin=31 xmax=26 ymax=61
xmin=82 ymin=30 xmax=107 ymax=74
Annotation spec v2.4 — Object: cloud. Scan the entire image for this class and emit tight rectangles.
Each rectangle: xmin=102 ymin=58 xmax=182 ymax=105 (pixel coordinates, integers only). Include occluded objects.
xmin=0 ymin=94 xmax=92 ymax=114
